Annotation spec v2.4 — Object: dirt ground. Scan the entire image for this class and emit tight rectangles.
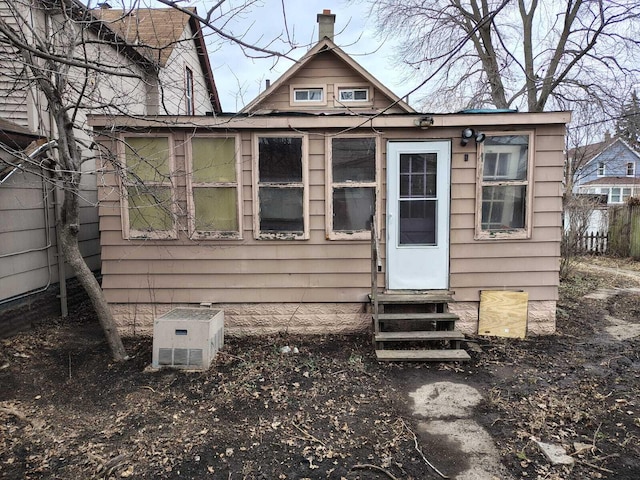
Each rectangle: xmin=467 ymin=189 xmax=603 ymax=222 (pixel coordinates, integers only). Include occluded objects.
xmin=1 ymin=258 xmax=639 ymax=480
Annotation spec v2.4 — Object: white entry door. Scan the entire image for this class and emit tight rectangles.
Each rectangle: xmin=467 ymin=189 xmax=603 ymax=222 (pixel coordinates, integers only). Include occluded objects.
xmin=386 ymin=141 xmax=450 ymax=290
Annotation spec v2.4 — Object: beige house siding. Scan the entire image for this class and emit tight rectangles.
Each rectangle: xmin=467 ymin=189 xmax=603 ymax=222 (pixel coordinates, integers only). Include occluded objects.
xmin=248 ymin=50 xmax=407 ymax=114
xmin=95 ymin=116 xmax=567 ymax=336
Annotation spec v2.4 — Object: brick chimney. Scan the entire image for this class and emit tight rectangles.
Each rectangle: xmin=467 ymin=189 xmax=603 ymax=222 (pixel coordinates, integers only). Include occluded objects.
xmin=317 ymin=9 xmax=336 ymax=41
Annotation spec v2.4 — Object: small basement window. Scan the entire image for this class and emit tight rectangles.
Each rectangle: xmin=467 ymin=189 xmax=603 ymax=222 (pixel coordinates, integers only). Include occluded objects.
xmin=476 ymin=133 xmax=533 ymax=239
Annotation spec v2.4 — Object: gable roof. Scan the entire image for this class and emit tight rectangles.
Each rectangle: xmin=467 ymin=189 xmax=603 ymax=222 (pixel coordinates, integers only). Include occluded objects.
xmin=91 ymin=7 xmax=221 ymax=112
xmin=240 ymin=38 xmax=414 ymax=114
xmin=585 ymin=137 xmax=640 ymax=168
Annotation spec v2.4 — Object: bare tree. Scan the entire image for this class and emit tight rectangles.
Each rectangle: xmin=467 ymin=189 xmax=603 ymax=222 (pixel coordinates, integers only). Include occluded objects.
xmin=368 ymin=0 xmax=640 ymax=116
xmin=0 ymin=0 xmax=289 ymax=361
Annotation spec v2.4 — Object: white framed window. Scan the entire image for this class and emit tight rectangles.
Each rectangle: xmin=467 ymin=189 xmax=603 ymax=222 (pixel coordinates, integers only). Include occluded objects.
xmin=609 ymin=187 xmax=632 ymax=203
xmin=627 ymin=162 xmax=635 ymax=176
xmin=476 ymin=133 xmax=533 ymax=239
xmin=186 ymin=135 xmax=242 ymax=239
xmin=338 ymin=88 xmax=369 ymax=102
xmin=326 ymin=136 xmax=379 ymax=240
xmin=334 ymin=84 xmax=372 ymax=107
xmin=292 ymin=87 xmax=324 ymax=103
xmin=185 ymin=67 xmax=194 ymax=115
xmin=253 ymin=134 xmax=308 ymax=239
xmin=597 ymin=161 xmax=605 ymax=176
xmin=120 ymin=135 xmax=177 ymax=239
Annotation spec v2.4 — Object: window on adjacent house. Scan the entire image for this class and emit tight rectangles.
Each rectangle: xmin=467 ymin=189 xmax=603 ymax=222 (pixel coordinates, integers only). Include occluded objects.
xmin=187 ymin=136 xmax=241 ymax=239
xmin=185 ymin=67 xmax=194 ymax=115
xmin=328 ymin=137 xmax=377 ymax=238
xmin=610 ymin=187 xmax=633 ymax=203
xmin=122 ymin=136 xmax=176 ymax=239
xmin=627 ymin=162 xmax=635 ymax=176
xmin=477 ymin=133 xmax=532 ymax=238
xmin=597 ymin=161 xmax=605 ymax=176
xmin=293 ymin=88 xmax=323 ymax=102
xmin=254 ymin=135 xmax=307 ymax=239
xmin=338 ymin=88 xmax=369 ymax=102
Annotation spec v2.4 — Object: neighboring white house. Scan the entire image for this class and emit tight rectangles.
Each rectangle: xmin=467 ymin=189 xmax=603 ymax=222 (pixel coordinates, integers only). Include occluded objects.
xmin=0 ymin=1 xmax=220 ymax=319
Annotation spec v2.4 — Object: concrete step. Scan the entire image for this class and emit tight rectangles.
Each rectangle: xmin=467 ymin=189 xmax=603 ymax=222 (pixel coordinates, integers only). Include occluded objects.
xmin=376 ymin=349 xmax=471 ymax=362
xmin=375 ymin=330 xmax=465 ymax=342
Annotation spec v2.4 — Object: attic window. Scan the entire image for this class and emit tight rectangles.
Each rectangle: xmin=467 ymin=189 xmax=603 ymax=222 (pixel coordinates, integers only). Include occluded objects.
xmin=597 ymin=162 xmax=605 ymax=176
xmin=293 ymin=88 xmax=324 ymax=102
xmin=338 ymin=88 xmax=369 ymax=102
xmin=627 ymin=162 xmax=635 ymax=176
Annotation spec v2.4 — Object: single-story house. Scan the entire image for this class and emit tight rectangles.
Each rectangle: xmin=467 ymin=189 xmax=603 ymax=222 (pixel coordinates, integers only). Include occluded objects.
xmin=89 ymin=11 xmax=570 ymax=344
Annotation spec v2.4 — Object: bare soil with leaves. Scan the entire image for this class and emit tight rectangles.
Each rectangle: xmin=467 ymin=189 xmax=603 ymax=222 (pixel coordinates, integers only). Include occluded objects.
xmin=0 ymin=258 xmax=639 ymax=479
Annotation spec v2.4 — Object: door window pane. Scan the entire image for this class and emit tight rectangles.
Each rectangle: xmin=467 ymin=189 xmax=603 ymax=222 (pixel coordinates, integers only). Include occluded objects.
xmin=400 ymin=153 xmax=436 ymax=198
xmin=399 ymin=199 xmax=437 ymax=245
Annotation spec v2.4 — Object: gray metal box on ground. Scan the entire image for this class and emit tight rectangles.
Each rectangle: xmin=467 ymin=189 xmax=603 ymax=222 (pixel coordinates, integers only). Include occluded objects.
xmin=152 ymin=308 xmax=224 ymax=370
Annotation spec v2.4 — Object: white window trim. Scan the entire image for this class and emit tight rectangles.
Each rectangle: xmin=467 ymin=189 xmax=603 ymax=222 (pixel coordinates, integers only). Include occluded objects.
xmin=475 ymin=131 xmax=534 ymax=240
xmin=252 ymin=133 xmax=309 ymax=240
xmin=185 ymin=66 xmax=194 ymax=115
xmin=597 ymin=161 xmax=606 ymax=177
xmin=325 ymin=134 xmax=381 ymax=240
xmin=626 ymin=162 xmax=635 ymax=177
xmin=289 ymin=85 xmax=326 ymax=106
xmin=119 ymin=134 xmax=178 ymax=240
xmin=333 ymin=84 xmax=373 ymax=107
xmin=185 ymin=134 xmax=243 ymax=240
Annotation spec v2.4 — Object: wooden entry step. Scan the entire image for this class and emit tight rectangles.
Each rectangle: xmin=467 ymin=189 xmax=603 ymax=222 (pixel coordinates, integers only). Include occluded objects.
xmin=376 ymin=349 xmax=471 ymax=362
xmin=375 ymin=330 xmax=464 ymax=342
xmin=371 ymin=292 xmax=454 ymax=304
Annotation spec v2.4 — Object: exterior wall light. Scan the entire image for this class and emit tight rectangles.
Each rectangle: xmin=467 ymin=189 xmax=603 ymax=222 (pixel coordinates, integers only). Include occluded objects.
xmin=461 ymin=128 xmax=486 ymax=146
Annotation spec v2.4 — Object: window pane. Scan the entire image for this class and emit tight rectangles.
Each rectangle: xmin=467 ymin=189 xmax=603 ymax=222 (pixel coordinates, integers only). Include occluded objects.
xmin=194 ymin=187 xmax=238 ymax=231
xmin=191 ymin=137 xmax=236 ymax=183
xmin=481 ymin=185 xmax=526 ymax=231
xmin=340 ymin=90 xmax=354 ymax=101
xmin=259 ymin=187 xmax=303 ymax=232
xmin=125 ymin=137 xmax=170 ymax=182
xmin=354 ymin=90 xmax=367 ymax=100
xmin=333 ymin=187 xmax=374 ymax=231
xmin=483 ymin=135 xmax=528 ymax=181
xmin=259 ymin=137 xmax=302 ymax=182
xmin=399 ymin=153 xmax=436 ymax=198
xmin=127 ymin=186 xmax=173 ymax=231
xmin=308 ymin=89 xmax=322 ymax=100
xmin=399 ymin=199 xmax=436 ymax=245
xmin=332 ymin=138 xmax=375 ymax=182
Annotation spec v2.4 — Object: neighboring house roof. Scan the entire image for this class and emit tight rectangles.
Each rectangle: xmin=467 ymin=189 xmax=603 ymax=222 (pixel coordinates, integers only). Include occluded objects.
xmin=576 ymin=137 xmax=640 ymax=169
xmin=0 ymin=117 xmax=41 ymax=149
xmin=92 ymin=7 xmax=221 ymax=113
xmin=582 ymin=177 xmax=640 ymax=186
xmin=241 ymin=37 xmax=415 ymax=114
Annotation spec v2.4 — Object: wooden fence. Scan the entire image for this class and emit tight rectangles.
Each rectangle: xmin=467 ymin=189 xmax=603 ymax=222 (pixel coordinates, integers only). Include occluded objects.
xmin=579 ymin=231 xmax=608 ymax=254
xmin=608 ymin=205 xmax=640 ymax=259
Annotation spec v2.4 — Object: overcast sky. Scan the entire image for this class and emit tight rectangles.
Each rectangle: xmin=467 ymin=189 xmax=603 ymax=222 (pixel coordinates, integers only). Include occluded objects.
xmin=196 ymin=0 xmax=407 ymax=112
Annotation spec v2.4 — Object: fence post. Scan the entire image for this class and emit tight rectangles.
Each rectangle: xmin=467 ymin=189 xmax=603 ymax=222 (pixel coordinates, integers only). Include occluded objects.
xmin=630 ymin=205 xmax=640 ymax=259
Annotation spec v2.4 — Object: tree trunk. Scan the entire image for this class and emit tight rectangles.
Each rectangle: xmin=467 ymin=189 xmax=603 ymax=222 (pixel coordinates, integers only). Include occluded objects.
xmin=59 ymin=223 xmax=129 ymax=361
